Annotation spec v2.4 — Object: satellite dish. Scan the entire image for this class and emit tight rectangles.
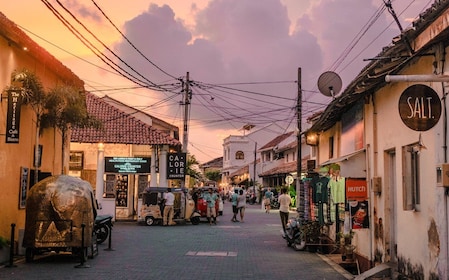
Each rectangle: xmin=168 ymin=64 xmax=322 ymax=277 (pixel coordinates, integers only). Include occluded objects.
xmin=317 ymin=71 xmax=342 ymax=97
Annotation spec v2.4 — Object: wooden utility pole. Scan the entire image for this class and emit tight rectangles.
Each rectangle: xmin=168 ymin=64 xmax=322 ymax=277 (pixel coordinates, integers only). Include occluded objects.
xmin=181 ymin=72 xmax=190 ymax=188
xmin=296 ymin=67 xmax=304 ymax=221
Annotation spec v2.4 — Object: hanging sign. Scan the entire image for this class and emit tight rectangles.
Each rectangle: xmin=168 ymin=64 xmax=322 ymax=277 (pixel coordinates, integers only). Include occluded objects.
xmin=398 ymin=84 xmax=441 ymax=131
xmin=104 ymin=157 xmax=150 ymax=174
xmin=346 ymin=178 xmax=368 ymax=201
xmin=167 ymin=153 xmax=186 ymax=179
xmin=6 ymin=89 xmax=23 ymax=143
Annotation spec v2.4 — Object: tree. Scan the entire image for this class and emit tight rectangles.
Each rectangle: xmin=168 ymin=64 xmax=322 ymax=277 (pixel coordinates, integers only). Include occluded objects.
xmin=7 ymin=69 xmax=45 ymax=185
xmin=205 ymin=170 xmax=221 ymax=183
xmin=40 ymin=85 xmax=101 ymax=173
xmin=5 ymin=69 xmax=101 ymax=183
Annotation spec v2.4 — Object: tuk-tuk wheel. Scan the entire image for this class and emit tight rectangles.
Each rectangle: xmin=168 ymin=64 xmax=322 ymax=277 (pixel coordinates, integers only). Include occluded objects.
xmin=25 ymin=248 xmax=35 ymax=262
xmin=191 ymin=216 xmax=200 ymax=225
xmin=145 ymin=216 xmax=156 ymax=226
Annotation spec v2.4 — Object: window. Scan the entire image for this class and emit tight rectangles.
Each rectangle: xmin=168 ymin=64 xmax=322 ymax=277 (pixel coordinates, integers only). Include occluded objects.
xmin=69 ymin=151 xmax=84 ymax=170
xmin=235 ymin=151 xmax=244 ymax=160
xmin=402 ymin=145 xmax=420 ymax=211
xmin=329 ymin=136 xmax=334 ymax=158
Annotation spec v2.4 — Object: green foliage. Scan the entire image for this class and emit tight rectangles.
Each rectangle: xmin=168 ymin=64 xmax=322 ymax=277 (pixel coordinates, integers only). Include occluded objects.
xmin=10 ymin=69 xmax=45 ymax=108
xmin=205 ymin=170 xmax=221 ymax=183
xmin=40 ymin=85 xmax=101 ymax=135
xmin=0 ymin=236 xmax=9 ymax=249
xmin=302 ymin=220 xmax=322 ymax=244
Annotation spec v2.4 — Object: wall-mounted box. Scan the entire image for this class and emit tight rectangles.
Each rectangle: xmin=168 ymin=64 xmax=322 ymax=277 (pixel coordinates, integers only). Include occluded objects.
xmin=436 ymin=164 xmax=449 ymax=187
xmin=372 ymin=177 xmax=382 ymax=194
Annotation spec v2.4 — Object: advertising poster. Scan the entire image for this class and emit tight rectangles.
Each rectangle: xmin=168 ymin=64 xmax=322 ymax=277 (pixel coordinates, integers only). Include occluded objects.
xmin=349 ymin=200 xmax=369 ymax=229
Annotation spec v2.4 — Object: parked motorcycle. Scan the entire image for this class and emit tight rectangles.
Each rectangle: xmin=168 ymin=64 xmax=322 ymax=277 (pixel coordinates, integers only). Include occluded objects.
xmin=270 ymin=195 xmax=280 ymax=209
xmin=282 ymin=216 xmax=306 ymax=251
xmin=95 ymin=214 xmax=113 ymax=244
xmin=246 ymin=192 xmax=256 ymax=205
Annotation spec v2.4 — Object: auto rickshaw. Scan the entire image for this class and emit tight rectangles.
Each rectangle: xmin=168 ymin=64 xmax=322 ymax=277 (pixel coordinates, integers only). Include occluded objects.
xmin=23 ymin=175 xmax=98 ymax=262
xmin=138 ymin=187 xmax=201 ymax=225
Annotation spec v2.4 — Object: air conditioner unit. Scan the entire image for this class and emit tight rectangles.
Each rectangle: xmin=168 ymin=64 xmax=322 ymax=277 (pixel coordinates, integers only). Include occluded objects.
xmin=436 ymin=164 xmax=449 ymax=187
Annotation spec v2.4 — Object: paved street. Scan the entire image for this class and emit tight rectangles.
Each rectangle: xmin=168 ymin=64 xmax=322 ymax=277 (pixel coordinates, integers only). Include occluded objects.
xmin=1 ymin=202 xmax=353 ymax=280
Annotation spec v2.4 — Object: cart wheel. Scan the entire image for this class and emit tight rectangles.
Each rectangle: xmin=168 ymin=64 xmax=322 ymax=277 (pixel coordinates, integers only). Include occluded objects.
xmin=145 ymin=216 xmax=156 ymax=226
xmin=191 ymin=216 xmax=200 ymax=225
xmin=25 ymin=247 xmax=35 ymax=262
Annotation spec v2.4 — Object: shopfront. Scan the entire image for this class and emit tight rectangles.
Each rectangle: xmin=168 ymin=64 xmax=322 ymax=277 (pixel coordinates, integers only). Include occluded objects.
xmin=104 ymin=157 xmax=151 ymax=220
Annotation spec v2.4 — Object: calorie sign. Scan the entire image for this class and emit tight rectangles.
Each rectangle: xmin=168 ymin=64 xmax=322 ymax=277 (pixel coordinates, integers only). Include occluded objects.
xmin=167 ymin=152 xmax=186 ymax=179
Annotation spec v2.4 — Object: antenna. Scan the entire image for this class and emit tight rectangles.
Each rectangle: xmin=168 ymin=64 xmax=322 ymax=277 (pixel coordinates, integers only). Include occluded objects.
xmin=317 ymin=71 xmax=342 ymax=98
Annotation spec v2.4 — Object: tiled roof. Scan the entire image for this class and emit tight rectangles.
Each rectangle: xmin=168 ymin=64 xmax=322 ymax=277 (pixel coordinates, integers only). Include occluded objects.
xmin=70 ymin=93 xmax=181 ymax=146
xmin=259 ymin=131 xmax=295 ymax=151
xmin=229 ymin=165 xmax=249 ymax=177
xmin=258 ymin=156 xmax=310 ymax=177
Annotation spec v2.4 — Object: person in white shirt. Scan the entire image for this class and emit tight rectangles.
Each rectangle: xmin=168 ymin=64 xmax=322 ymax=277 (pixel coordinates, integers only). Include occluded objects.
xmin=163 ymin=188 xmax=175 ymax=226
xmin=278 ymin=187 xmax=292 ymax=233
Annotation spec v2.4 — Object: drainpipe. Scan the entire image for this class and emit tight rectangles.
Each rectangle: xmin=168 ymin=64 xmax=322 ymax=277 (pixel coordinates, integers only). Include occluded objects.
xmin=439 ymin=44 xmax=449 ymax=280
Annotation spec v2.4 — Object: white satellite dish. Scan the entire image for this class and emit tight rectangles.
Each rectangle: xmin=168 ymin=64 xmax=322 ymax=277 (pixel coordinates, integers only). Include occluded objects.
xmin=317 ymin=71 xmax=342 ymax=98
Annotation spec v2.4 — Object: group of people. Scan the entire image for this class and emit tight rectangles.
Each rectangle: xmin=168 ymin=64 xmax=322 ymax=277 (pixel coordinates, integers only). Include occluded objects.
xmin=230 ymin=188 xmax=247 ymax=222
xmin=160 ymin=185 xmax=292 ymax=234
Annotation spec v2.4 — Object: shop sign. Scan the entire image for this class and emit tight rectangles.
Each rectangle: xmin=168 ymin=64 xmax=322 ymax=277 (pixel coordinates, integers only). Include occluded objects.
xmin=346 ymin=178 xmax=367 ymax=201
xmin=398 ymin=84 xmax=441 ymax=131
xmin=167 ymin=153 xmax=186 ymax=179
xmin=104 ymin=157 xmax=150 ymax=174
xmin=6 ymin=89 xmax=23 ymax=143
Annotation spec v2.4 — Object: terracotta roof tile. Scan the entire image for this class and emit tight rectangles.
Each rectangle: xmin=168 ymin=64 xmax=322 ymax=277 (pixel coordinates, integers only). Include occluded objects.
xmin=71 ymin=93 xmax=181 ymax=146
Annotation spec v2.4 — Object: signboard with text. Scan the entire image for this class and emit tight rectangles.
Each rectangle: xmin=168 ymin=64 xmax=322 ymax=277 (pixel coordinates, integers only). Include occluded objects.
xmin=346 ymin=178 xmax=368 ymax=201
xmin=167 ymin=153 xmax=186 ymax=179
xmin=104 ymin=157 xmax=150 ymax=174
xmin=6 ymin=90 xmax=23 ymax=143
xmin=398 ymin=84 xmax=441 ymax=131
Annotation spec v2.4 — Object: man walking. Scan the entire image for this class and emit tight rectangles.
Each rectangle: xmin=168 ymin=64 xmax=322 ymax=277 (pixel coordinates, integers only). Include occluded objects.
xmin=163 ymin=188 xmax=175 ymax=226
xmin=231 ymin=189 xmax=239 ymax=222
xmin=278 ymin=187 xmax=291 ymax=233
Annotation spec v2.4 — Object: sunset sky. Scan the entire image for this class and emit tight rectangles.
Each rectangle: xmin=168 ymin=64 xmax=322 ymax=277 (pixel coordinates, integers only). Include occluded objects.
xmin=2 ymin=0 xmax=434 ymax=163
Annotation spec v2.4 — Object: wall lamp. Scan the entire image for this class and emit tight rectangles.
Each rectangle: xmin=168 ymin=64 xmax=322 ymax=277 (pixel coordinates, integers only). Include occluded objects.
xmin=305 ymin=132 xmax=319 ymax=146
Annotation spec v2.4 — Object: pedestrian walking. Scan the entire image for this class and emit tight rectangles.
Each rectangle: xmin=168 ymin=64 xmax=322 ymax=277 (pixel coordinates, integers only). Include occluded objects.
xmin=202 ymin=187 xmax=219 ymax=225
xmin=231 ymin=189 xmax=239 ymax=222
xmin=237 ymin=188 xmax=246 ymax=222
xmin=278 ymin=187 xmax=292 ymax=233
xmin=264 ymin=188 xmax=273 ymax=213
xmin=163 ymin=188 xmax=175 ymax=226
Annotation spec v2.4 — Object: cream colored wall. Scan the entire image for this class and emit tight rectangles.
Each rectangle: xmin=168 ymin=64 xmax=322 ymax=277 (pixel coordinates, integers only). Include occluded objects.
xmin=367 ymin=53 xmax=443 ymax=276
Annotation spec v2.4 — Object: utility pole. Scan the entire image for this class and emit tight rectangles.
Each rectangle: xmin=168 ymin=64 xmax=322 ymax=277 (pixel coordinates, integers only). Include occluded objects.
xmin=182 ymin=72 xmax=190 ymax=188
xmin=296 ymin=67 xmax=304 ymax=221
xmin=253 ymin=142 xmax=257 ymax=195
xmin=183 ymin=72 xmax=190 ymax=154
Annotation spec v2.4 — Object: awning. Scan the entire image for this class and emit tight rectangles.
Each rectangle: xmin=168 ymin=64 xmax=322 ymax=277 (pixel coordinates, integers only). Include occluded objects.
xmin=320 ymin=148 xmax=366 ymax=166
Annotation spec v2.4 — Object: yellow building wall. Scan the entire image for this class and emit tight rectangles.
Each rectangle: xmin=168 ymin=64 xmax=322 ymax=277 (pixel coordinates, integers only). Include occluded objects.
xmin=0 ymin=22 xmax=81 ymax=244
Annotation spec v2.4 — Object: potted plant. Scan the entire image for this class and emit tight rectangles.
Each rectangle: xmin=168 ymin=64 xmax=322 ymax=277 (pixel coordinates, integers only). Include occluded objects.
xmin=303 ymin=220 xmax=322 ymax=252
xmin=337 ymin=230 xmax=355 ymax=261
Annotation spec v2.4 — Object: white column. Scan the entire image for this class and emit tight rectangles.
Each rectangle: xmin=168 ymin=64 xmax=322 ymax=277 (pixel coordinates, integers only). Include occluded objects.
xmin=150 ymin=146 xmax=157 ymax=187
xmin=95 ymin=143 xmax=105 ymax=211
xmin=159 ymin=145 xmax=168 ymax=188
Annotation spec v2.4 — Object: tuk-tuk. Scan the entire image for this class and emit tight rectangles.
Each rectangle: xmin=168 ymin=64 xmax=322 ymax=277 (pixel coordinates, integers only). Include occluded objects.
xmin=138 ymin=187 xmax=201 ymax=226
xmin=23 ymin=175 xmax=98 ymax=262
